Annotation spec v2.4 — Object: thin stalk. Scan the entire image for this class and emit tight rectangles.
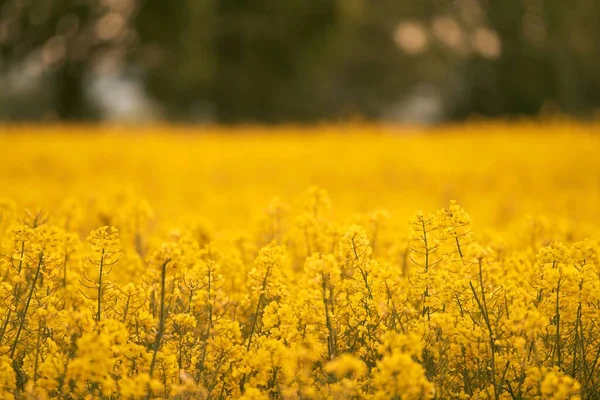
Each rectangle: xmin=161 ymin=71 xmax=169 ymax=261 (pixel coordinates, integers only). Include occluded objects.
xmin=469 ymin=259 xmax=499 ymax=400
xmin=195 ymin=264 xmax=214 ymax=384
xmin=0 ymin=242 xmax=26 ymax=343
xmin=240 ymin=264 xmax=271 ymax=392
xmin=96 ymin=249 xmax=105 ymax=323
xmin=554 ymin=278 xmax=562 ymax=369
xmin=246 ymin=265 xmax=270 ymax=351
xmin=321 ymin=274 xmax=336 ymax=360
xmin=149 ymin=259 xmax=170 ymax=378
xmin=10 ymin=252 xmax=44 ymax=359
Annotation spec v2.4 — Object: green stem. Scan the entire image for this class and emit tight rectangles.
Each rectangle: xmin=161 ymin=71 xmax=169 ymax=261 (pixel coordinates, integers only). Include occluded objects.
xmin=96 ymin=249 xmax=105 ymax=323
xmin=10 ymin=252 xmax=44 ymax=359
xmin=149 ymin=259 xmax=170 ymax=378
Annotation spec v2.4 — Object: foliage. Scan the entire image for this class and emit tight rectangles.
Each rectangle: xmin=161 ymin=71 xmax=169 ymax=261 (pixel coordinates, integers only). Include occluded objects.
xmin=1 ymin=0 xmax=600 ymax=121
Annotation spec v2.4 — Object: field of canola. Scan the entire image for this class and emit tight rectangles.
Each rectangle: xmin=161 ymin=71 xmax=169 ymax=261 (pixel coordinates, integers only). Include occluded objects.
xmin=0 ymin=122 xmax=599 ymax=399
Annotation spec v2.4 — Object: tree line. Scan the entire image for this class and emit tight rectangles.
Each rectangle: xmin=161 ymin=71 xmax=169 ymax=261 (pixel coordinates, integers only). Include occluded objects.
xmin=0 ymin=0 xmax=598 ymax=123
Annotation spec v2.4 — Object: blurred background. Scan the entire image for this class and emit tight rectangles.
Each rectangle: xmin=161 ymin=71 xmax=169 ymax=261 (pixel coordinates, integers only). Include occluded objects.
xmin=0 ymin=0 xmax=598 ymax=125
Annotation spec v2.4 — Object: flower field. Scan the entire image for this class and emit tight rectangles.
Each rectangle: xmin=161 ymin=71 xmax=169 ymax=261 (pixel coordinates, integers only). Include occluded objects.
xmin=0 ymin=122 xmax=599 ymax=399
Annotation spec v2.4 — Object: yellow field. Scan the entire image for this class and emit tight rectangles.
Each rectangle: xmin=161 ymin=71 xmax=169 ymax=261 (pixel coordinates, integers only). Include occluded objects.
xmin=0 ymin=122 xmax=598 ymax=399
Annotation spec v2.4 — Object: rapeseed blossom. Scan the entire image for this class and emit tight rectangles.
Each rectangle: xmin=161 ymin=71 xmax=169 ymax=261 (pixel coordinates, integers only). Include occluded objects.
xmin=0 ymin=123 xmax=597 ymax=398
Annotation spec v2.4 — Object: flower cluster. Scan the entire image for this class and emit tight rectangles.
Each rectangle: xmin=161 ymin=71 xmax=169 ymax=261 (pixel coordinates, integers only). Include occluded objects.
xmin=0 ymin=124 xmax=598 ymax=399
xmin=0 ymin=189 xmax=596 ymax=399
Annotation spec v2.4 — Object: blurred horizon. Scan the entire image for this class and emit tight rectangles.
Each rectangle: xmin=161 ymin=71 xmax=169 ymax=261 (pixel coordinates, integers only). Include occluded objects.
xmin=1 ymin=0 xmax=599 ymax=125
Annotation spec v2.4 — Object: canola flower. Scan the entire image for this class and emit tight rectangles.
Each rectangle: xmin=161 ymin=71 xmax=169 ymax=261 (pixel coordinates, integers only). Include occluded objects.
xmin=0 ymin=122 xmax=598 ymax=399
